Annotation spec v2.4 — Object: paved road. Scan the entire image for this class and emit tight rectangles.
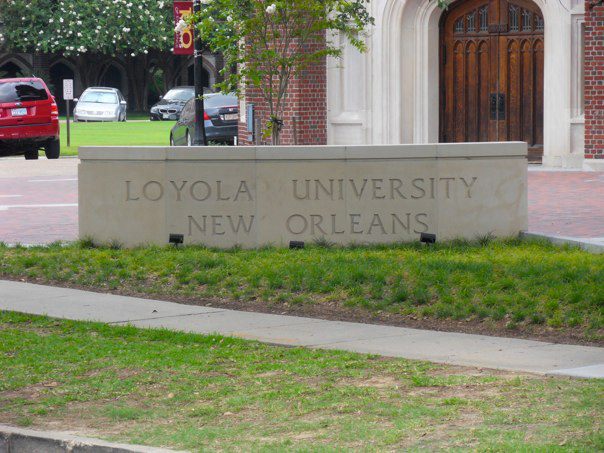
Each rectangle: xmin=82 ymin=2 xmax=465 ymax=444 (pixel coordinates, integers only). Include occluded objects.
xmin=0 ymin=157 xmax=602 ymax=245
xmin=0 ymin=280 xmax=602 ymax=377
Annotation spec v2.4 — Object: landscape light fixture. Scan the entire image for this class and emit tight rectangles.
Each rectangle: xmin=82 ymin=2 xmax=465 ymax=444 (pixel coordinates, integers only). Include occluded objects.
xmin=169 ymin=233 xmax=184 ymax=246
xmin=420 ymin=233 xmax=436 ymax=244
xmin=289 ymin=240 xmax=305 ymax=249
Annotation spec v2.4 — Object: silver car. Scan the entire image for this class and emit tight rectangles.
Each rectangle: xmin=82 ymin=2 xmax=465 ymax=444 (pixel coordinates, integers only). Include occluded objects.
xmin=73 ymin=87 xmax=127 ymax=122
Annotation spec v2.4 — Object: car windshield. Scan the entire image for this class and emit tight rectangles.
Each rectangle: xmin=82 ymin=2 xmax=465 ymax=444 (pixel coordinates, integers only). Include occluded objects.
xmin=164 ymin=88 xmax=194 ymax=101
xmin=204 ymin=94 xmax=238 ymax=108
xmin=80 ymin=91 xmax=118 ymax=104
xmin=0 ymin=80 xmax=48 ymax=103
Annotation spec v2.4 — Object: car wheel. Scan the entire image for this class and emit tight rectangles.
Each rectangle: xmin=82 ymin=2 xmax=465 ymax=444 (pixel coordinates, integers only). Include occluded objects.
xmin=45 ymin=139 xmax=60 ymax=159
xmin=186 ymin=131 xmax=192 ymax=147
xmin=122 ymin=113 xmax=127 ymax=122
xmin=24 ymin=149 xmax=39 ymax=160
xmin=170 ymin=134 xmax=175 ymax=146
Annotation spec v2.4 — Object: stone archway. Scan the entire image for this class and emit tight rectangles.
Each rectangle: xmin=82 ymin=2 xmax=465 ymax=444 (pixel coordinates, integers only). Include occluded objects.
xmin=439 ymin=0 xmax=544 ymax=160
xmin=376 ymin=0 xmax=573 ymax=165
xmin=49 ymin=61 xmax=77 ymax=114
xmin=0 ymin=56 xmax=31 ymax=78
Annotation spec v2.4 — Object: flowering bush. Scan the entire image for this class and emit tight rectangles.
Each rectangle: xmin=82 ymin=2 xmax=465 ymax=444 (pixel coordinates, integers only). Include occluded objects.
xmin=0 ymin=0 xmax=172 ymax=57
xmin=189 ymin=0 xmax=373 ymax=144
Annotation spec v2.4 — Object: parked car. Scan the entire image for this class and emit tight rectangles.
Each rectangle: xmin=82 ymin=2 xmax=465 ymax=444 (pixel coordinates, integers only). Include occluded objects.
xmin=149 ymin=86 xmax=213 ymax=121
xmin=0 ymin=77 xmax=60 ymax=159
xmin=73 ymin=87 xmax=127 ymax=122
xmin=169 ymin=93 xmax=238 ymax=146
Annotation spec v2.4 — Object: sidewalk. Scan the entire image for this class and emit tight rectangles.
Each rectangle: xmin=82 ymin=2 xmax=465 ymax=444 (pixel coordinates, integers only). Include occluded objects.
xmin=1 ymin=280 xmax=602 ymax=378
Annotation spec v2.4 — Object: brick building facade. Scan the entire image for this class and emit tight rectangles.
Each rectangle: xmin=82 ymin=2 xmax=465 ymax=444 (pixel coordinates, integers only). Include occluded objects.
xmin=238 ymin=37 xmax=327 ymax=146
xmin=585 ymin=1 xmax=604 ymax=160
xmin=240 ymin=0 xmax=604 ymax=170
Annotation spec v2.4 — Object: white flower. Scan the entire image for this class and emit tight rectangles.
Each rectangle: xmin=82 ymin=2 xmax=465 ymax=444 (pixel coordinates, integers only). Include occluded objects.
xmin=122 ymin=27 xmax=131 ymax=33
xmin=266 ymin=3 xmax=276 ymax=14
xmin=200 ymin=0 xmax=212 ymax=4
xmin=226 ymin=15 xmax=233 ymax=22
xmin=174 ymin=19 xmax=187 ymax=33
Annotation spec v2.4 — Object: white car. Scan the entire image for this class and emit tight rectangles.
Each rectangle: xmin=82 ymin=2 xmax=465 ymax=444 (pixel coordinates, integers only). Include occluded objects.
xmin=73 ymin=87 xmax=127 ymax=122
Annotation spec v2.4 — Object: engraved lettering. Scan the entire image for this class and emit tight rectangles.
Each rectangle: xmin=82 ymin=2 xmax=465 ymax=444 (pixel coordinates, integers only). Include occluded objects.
xmin=411 ymin=178 xmax=425 ymax=199
xmin=368 ymin=213 xmax=387 ymax=234
xmin=211 ymin=215 xmax=225 ymax=235
xmin=228 ymin=215 xmax=254 ymax=234
xmin=125 ymin=181 xmax=139 ymax=201
xmin=286 ymin=214 xmax=308 ymax=234
xmin=315 ymin=179 xmax=334 ymax=200
xmin=216 ymin=181 xmax=230 ymax=201
xmin=143 ymin=181 xmax=163 ymax=201
xmin=461 ymin=177 xmax=478 ymax=198
xmin=349 ymin=179 xmax=368 ymax=199
xmin=391 ymin=213 xmax=411 ymax=233
xmin=389 ymin=178 xmax=406 ymax=199
xmin=331 ymin=214 xmax=345 ymax=234
xmin=310 ymin=214 xmax=327 ymax=235
xmin=234 ymin=180 xmax=253 ymax=201
xmin=293 ymin=180 xmax=311 ymax=200
xmin=429 ymin=178 xmax=436 ymax=199
xmin=371 ymin=179 xmax=385 ymax=199
xmin=414 ymin=213 xmax=429 ymax=233
xmin=188 ymin=215 xmax=207 ymax=235
xmin=190 ymin=180 xmax=211 ymax=201
xmin=440 ymin=177 xmax=455 ymax=199
xmin=350 ymin=214 xmax=363 ymax=234
xmin=169 ymin=180 xmax=188 ymax=201
xmin=337 ymin=179 xmax=344 ymax=200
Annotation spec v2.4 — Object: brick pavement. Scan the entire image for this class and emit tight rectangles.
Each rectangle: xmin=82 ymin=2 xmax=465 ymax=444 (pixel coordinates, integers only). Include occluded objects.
xmin=528 ymin=169 xmax=604 ymax=238
xmin=0 ymin=158 xmax=602 ymax=245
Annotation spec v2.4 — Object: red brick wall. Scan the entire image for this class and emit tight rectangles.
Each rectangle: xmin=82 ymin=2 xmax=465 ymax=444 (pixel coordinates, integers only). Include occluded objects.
xmin=238 ymin=35 xmax=327 ymax=146
xmin=585 ymin=1 xmax=604 ymax=159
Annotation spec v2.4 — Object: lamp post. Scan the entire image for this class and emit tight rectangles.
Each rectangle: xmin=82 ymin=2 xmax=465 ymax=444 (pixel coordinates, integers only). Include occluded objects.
xmin=193 ymin=0 xmax=207 ymax=146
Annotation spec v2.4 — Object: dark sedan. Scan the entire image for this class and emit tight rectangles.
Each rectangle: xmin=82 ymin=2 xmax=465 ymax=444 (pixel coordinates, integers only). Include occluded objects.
xmin=170 ymin=93 xmax=238 ymax=145
xmin=149 ymin=86 xmax=194 ymax=121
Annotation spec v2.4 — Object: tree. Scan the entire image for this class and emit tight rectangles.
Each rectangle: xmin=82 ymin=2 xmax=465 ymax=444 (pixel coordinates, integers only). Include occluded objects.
xmin=0 ymin=0 xmax=175 ymax=110
xmin=188 ymin=0 xmax=374 ymax=144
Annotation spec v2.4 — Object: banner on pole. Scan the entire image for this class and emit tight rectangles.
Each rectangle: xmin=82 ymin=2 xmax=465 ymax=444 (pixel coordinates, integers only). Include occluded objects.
xmin=174 ymin=1 xmax=194 ymax=55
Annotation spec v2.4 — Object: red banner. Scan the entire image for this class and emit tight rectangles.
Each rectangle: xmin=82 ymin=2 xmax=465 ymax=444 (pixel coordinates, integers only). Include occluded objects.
xmin=174 ymin=1 xmax=194 ymax=55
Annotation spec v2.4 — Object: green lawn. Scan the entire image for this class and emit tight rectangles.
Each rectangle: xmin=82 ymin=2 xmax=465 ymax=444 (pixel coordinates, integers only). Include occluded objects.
xmin=0 ymin=238 xmax=602 ymax=342
xmin=58 ymin=120 xmax=173 ymax=156
xmin=0 ymin=311 xmax=601 ymax=451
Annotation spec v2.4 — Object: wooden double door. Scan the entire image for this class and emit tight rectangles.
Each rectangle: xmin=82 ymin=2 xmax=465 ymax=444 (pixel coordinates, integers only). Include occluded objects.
xmin=440 ymin=0 xmax=544 ymax=157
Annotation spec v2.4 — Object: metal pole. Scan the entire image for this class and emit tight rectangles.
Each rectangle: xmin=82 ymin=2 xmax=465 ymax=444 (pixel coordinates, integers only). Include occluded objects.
xmin=65 ymin=100 xmax=70 ymax=148
xmin=193 ymin=0 xmax=207 ymax=146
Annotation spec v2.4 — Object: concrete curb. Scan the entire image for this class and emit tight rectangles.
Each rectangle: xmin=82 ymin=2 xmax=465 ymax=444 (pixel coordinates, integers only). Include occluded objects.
xmin=521 ymin=231 xmax=604 ymax=254
xmin=0 ymin=424 xmax=184 ymax=453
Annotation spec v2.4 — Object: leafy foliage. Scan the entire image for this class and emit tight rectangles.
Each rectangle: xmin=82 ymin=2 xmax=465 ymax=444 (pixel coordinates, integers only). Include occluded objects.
xmin=188 ymin=0 xmax=374 ymax=143
xmin=0 ymin=0 xmax=173 ymax=57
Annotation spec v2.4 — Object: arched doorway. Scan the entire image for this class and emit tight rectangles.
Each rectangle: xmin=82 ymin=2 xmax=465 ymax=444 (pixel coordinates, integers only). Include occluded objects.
xmin=100 ymin=64 xmax=125 ymax=91
xmin=49 ymin=62 xmax=75 ymax=114
xmin=439 ymin=0 xmax=544 ymax=160
xmin=0 ymin=61 xmax=27 ymax=78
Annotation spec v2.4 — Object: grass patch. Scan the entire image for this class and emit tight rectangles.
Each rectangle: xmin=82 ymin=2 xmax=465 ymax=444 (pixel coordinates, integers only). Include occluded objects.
xmin=56 ymin=121 xmax=174 ymax=156
xmin=0 ymin=311 xmax=602 ymax=451
xmin=0 ymin=238 xmax=602 ymax=341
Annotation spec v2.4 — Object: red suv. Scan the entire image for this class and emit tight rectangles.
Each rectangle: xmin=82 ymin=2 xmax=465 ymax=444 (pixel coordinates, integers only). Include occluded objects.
xmin=0 ymin=77 xmax=60 ymax=159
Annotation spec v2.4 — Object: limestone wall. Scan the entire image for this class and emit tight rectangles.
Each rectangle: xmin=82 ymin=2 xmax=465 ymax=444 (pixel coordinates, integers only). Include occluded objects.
xmin=78 ymin=143 xmax=528 ymax=248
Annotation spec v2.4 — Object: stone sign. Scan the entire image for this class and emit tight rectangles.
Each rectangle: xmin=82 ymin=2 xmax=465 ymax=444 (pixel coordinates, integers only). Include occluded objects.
xmin=78 ymin=143 xmax=528 ymax=248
